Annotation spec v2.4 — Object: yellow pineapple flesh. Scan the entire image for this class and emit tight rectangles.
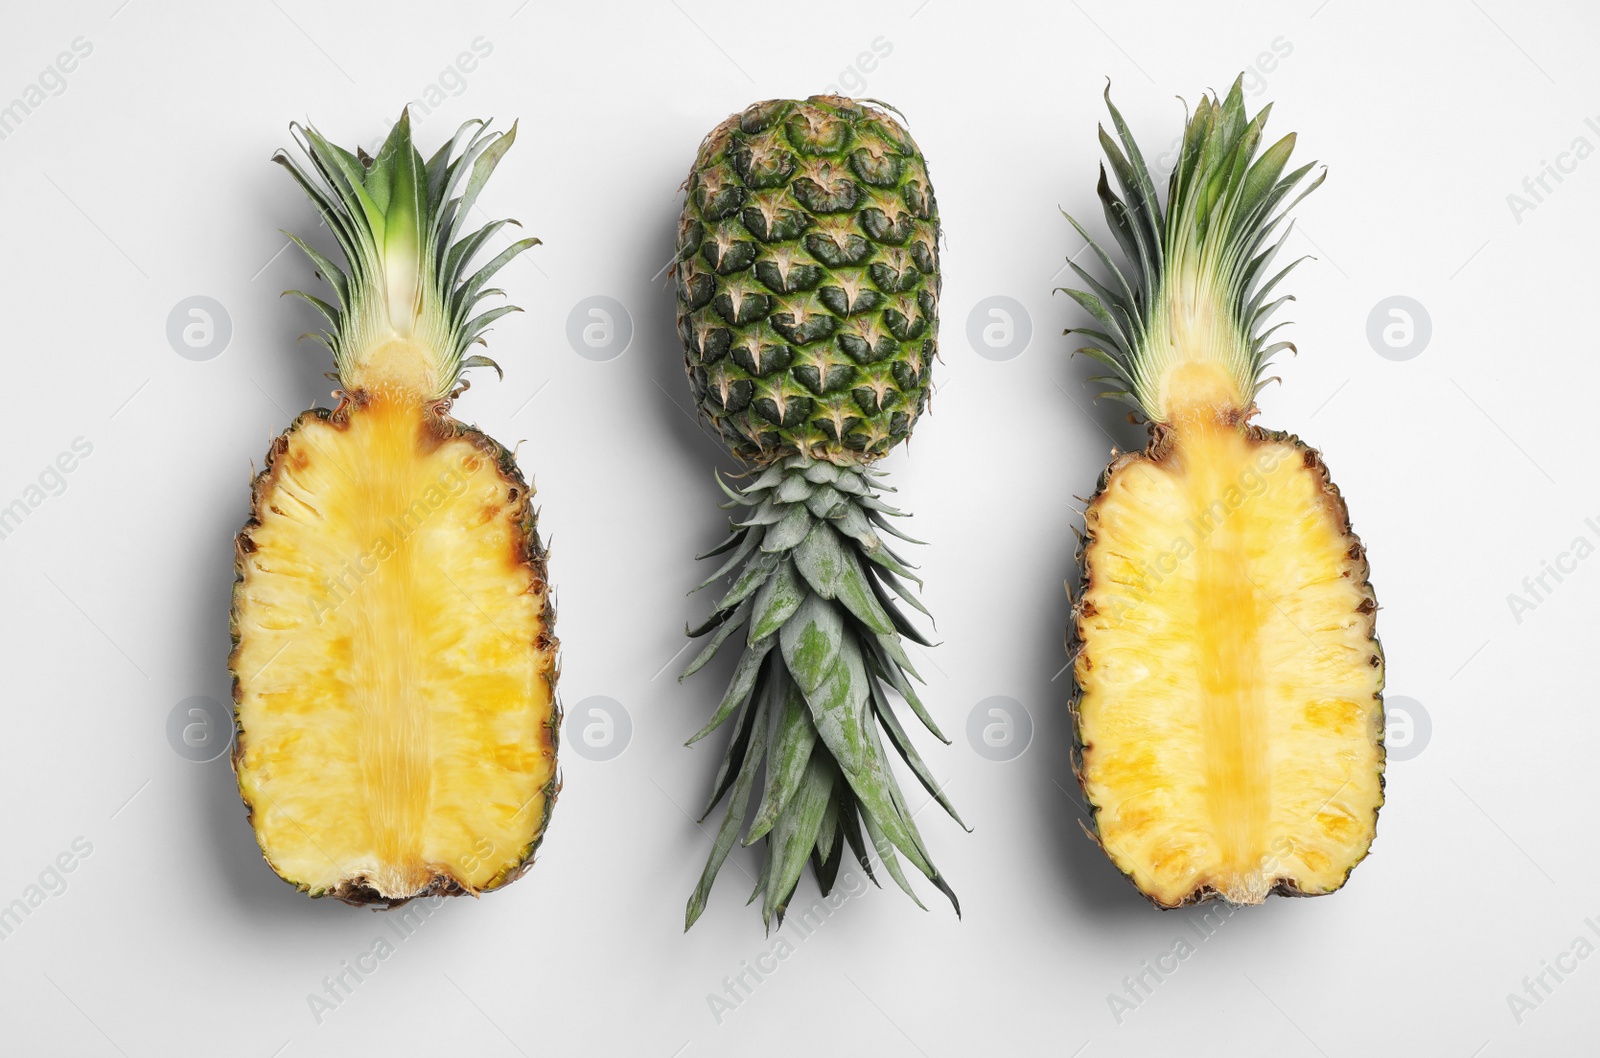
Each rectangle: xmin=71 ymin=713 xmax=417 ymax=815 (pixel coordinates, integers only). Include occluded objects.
xmin=233 ymin=398 xmax=556 ymax=901
xmin=1076 ymin=410 xmax=1381 ymax=905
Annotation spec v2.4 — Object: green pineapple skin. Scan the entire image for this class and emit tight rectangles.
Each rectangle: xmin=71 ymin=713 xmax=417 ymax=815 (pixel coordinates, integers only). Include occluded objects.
xmin=675 ymin=96 xmax=940 ymax=465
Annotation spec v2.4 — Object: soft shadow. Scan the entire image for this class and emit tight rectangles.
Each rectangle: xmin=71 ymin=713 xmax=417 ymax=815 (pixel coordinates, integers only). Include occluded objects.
xmin=1028 ymin=287 xmax=1155 ymax=919
xmin=187 ymin=175 xmax=351 ymax=928
xmin=632 ymin=195 xmax=749 ymax=725
xmin=633 ymin=200 xmax=743 ymax=489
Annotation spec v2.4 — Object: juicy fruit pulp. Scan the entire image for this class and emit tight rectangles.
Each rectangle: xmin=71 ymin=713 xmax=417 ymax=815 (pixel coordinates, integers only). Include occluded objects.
xmin=231 ymin=114 xmax=556 ymax=905
xmin=1064 ymin=79 xmax=1383 ymax=907
xmin=1075 ymin=421 xmax=1381 ymax=906
xmin=233 ymin=399 xmax=556 ymax=902
xmin=676 ymin=95 xmax=939 ymax=463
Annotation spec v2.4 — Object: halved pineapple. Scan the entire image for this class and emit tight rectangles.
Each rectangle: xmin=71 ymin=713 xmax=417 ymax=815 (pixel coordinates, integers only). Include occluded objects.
xmin=230 ymin=113 xmax=558 ymax=906
xmin=1064 ymin=79 xmax=1383 ymax=907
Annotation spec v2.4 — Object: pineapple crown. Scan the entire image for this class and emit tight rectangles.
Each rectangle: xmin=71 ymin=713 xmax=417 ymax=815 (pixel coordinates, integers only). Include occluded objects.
xmin=275 ymin=110 xmax=538 ymax=402
xmin=1062 ymin=76 xmax=1324 ymax=423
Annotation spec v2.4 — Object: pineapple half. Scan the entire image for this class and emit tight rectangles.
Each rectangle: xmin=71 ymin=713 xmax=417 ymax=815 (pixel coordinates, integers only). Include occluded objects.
xmin=230 ymin=113 xmax=558 ymax=907
xmin=1064 ymin=79 xmax=1384 ymax=908
xmin=674 ymin=97 xmax=963 ymax=928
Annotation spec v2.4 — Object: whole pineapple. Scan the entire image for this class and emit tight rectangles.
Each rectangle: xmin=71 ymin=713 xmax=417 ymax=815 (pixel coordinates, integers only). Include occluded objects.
xmin=674 ymin=96 xmax=961 ymax=928
xmin=230 ymin=113 xmax=558 ymax=906
xmin=1064 ymin=79 xmax=1384 ymax=908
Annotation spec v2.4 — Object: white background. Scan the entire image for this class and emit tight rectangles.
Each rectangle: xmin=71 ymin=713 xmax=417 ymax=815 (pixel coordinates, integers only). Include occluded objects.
xmin=1 ymin=0 xmax=1596 ymax=1054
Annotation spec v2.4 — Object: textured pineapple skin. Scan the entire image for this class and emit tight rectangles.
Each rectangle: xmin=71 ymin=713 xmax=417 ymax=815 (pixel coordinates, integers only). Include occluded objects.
xmin=229 ymin=397 xmax=560 ymax=908
xmin=675 ymin=96 xmax=940 ymax=464
xmin=1068 ymin=423 xmax=1385 ymax=908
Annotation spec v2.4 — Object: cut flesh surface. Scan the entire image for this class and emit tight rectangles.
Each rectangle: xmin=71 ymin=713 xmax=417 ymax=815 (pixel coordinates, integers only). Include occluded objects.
xmin=1075 ymin=420 xmax=1383 ymax=907
xmin=232 ymin=398 xmax=556 ymax=902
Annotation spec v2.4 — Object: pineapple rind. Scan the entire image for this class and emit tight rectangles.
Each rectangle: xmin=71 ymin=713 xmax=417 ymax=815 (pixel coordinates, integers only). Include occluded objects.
xmin=1068 ymin=425 xmax=1384 ymax=908
xmin=675 ymin=96 xmax=940 ymax=464
xmin=229 ymin=401 xmax=560 ymax=908
xmin=681 ymin=455 xmax=961 ymax=928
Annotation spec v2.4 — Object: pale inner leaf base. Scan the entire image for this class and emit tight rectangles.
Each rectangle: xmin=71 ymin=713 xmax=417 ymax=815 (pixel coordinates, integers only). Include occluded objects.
xmin=1077 ymin=419 xmax=1383 ymax=907
xmin=233 ymin=399 xmax=555 ymax=900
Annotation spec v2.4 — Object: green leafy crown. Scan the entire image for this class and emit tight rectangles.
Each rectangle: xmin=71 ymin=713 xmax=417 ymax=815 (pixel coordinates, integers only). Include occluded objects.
xmin=1061 ymin=75 xmax=1324 ymax=422
xmin=275 ymin=110 xmax=538 ymax=401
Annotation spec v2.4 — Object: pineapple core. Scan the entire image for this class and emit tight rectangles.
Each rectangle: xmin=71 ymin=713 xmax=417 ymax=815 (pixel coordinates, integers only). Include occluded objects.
xmin=1075 ymin=406 xmax=1382 ymax=906
xmin=232 ymin=398 xmax=556 ymax=900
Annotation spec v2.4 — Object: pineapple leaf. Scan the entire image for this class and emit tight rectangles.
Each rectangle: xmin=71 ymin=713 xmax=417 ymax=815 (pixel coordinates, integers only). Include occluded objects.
xmin=697 ymin=669 xmax=763 ymax=818
xmin=838 ymin=798 xmax=878 ymax=886
xmin=458 ymin=354 xmax=501 ymax=380
xmin=761 ymin=751 xmax=836 ymax=927
xmin=685 ymin=681 xmax=770 ymax=931
xmin=778 ymin=594 xmax=843 ymax=697
xmin=865 ymin=509 xmax=925 ymax=545
xmin=760 ymin=502 xmax=813 ymax=552
xmin=1062 ymin=76 xmax=1323 ymax=423
xmin=454 ymin=237 xmax=541 ymax=320
xmin=775 ymin=473 xmax=816 ymax=503
xmin=867 ymin=675 xmax=965 ymax=828
xmin=697 ymin=527 xmax=749 ymax=560
xmin=867 ymin=640 xmax=942 ymax=741
xmin=858 ymin=804 xmax=926 ymax=910
xmin=694 ymin=526 xmax=760 ymax=591
xmin=276 ymin=112 xmax=533 ymax=402
xmin=281 ymin=232 xmax=350 ymax=310
xmin=686 ymin=634 xmax=774 ymax=745
xmin=683 ymin=456 xmax=956 ymax=924
xmin=748 ymin=558 xmax=805 ymax=643
xmin=746 ymin=680 xmax=820 ymax=843
xmin=284 ymin=290 xmax=341 ymax=328
xmin=683 ymin=598 xmax=753 ymax=678
xmin=710 ymin=554 xmax=774 ymax=617
xmin=802 ymin=461 xmax=840 ymax=485
xmin=814 ymin=790 xmax=842 ymax=867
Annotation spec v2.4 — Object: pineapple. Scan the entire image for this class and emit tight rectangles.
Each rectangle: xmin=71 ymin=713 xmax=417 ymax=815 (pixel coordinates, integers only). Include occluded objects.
xmin=1064 ymin=79 xmax=1384 ymax=908
xmin=229 ymin=113 xmax=558 ymax=906
xmin=674 ymin=96 xmax=962 ymax=928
